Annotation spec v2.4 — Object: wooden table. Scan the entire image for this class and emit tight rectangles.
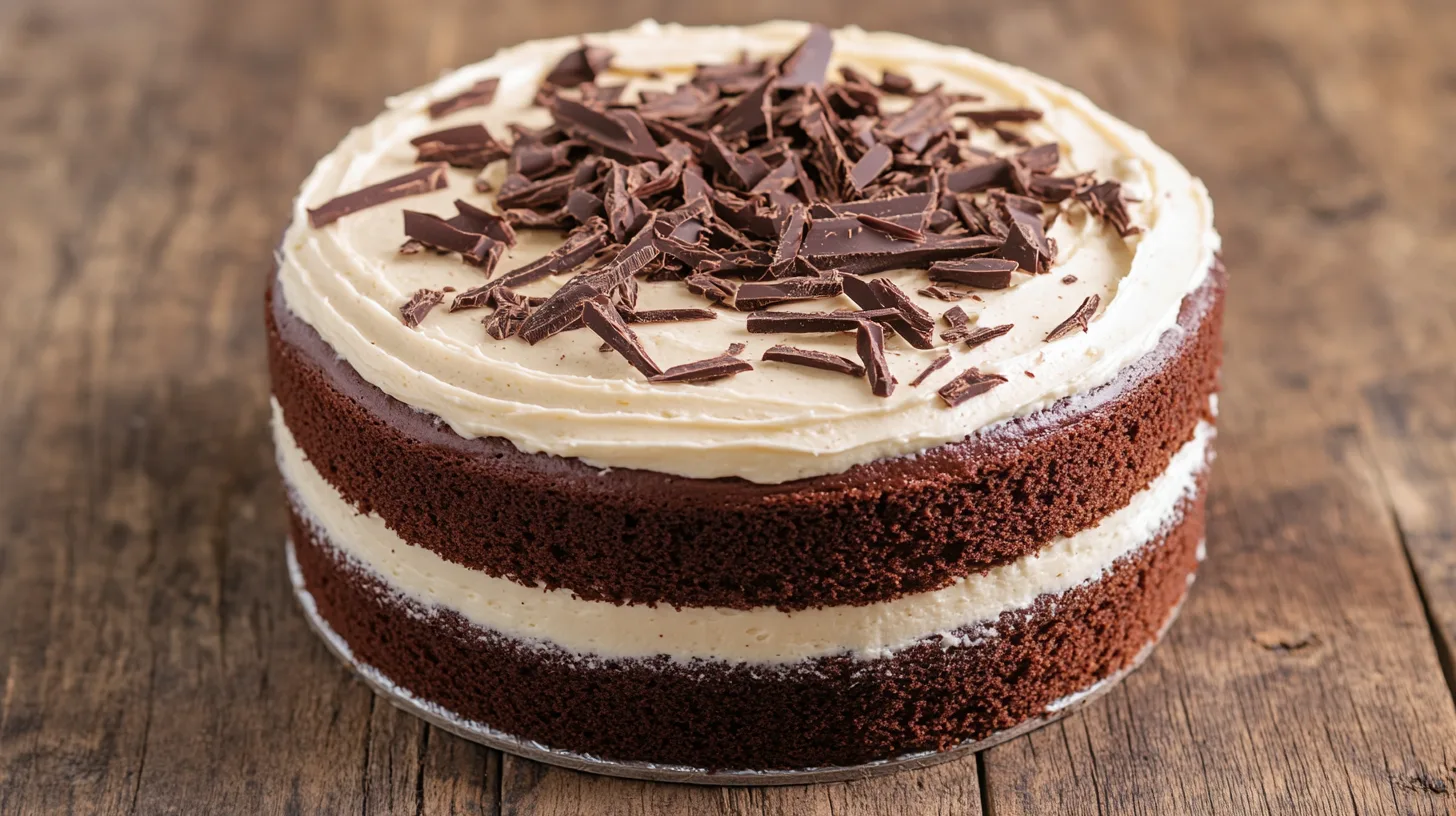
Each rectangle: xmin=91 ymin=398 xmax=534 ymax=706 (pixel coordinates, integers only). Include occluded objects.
xmin=4 ymin=0 xmax=1456 ymax=812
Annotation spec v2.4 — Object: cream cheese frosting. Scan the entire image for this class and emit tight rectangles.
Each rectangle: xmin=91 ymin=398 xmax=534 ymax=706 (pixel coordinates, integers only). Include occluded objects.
xmin=278 ymin=20 xmax=1218 ymax=483
xmin=276 ymin=399 xmax=1212 ymax=664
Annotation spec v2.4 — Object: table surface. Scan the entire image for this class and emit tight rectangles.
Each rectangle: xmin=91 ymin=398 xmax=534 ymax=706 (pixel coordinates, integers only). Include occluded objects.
xmin=4 ymin=0 xmax=1456 ymax=813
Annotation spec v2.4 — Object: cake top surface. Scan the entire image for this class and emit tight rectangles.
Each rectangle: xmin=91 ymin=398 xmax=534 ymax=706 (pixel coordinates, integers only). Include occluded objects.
xmin=279 ymin=20 xmax=1217 ymax=483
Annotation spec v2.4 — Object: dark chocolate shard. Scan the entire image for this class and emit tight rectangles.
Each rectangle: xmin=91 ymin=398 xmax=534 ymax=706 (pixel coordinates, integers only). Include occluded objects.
xmin=307 ymin=164 xmax=449 ymax=227
xmin=734 ymin=275 xmax=844 ymax=311
xmin=802 ymin=216 xmax=999 ymax=275
xmin=856 ymin=320 xmax=896 ymax=397
xmin=840 ymin=274 xmax=936 ymax=349
xmin=429 ymin=78 xmax=500 ymax=118
xmin=937 ymin=366 xmax=1008 ymax=406
xmin=1016 ymin=142 xmax=1060 ymax=174
xmin=402 ymin=210 xmax=504 ymax=271
xmin=855 ymin=212 xmax=925 ymax=243
xmin=908 ymin=353 xmax=951 ymax=387
xmin=1045 ymin=294 xmax=1100 ymax=341
xmin=582 ymin=299 xmax=662 ymax=377
xmin=918 ymin=285 xmax=973 ymax=301
xmin=649 ymin=354 xmax=753 ymax=384
xmin=945 ymin=159 xmax=1010 ymax=193
xmin=491 ymin=220 xmax=609 ymax=289
xmin=776 ymin=24 xmax=833 ymax=89
xmin=849 ymin=143 xmax=893 ymax=192
xmin=483 ymin=302 xmax=531 ymax=340
xmin=879 ymin=70 xmax=915 ymax=95
xmin=496 ymin=173 xmax=575 ymax=209
xmin=566 ymin=188 xmax=606 ymax=224
xmin=517 ymin=220 xmax=659 ymax=344
xmin=762 ymin=344 xmax=865 ymax=377
xmin=549 ymin=96 xmax=665 ymax=162
xmin=768 ymin=206 xmax=808 ymax=278
xmin=619 ymin=308 xmax=717 ymax=323
xmin=1077 ymin=180 xmax=1139 ymax=236
xmin=928 ymin=258 xmax=1018 ymax=289
xmin=963 ymin=108 xmax=1043 ymax=127
xmin=714 ymin=71 xmax=777 ymax=139
xmin=703 ymin=132 xmax=771 ymax=189
xmin=399 ymin=289 xmax=444 ymax=328
xmin=411 ymin=124 xmax=510 ymax=168
xmin=746 ymin=309 xmax=895 ymax=334
xmin=996 ymin=205 xmax=1052 ymax=274
xmin=725 ymin=342 xmax=747 ymax=356
xmin=452 ymin=199 xmax=517 ymax=246
xmin=962 ymin=323 xmax=1014 ymax=349
xmin=544 ymin=43 xmax=613 ymax=88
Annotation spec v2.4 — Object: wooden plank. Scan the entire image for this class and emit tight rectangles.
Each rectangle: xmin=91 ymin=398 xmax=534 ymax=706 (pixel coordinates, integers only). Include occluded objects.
xmin=1362 ymin=366 xmax=1456 ymax=690
xmin=984 ymin=427 xmax=1456 ymax=814
xmin=499 ymin=754 xmax=982 ymax=816
xmin=0 ymin=0 xmax=507 ymax=812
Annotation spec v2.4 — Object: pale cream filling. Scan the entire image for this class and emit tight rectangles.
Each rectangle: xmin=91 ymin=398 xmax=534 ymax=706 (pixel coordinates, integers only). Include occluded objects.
xmin=275 ymin=399 xmax=1211 ymax=665
xmin=277 ymin=20 xmax=1219 ymax=484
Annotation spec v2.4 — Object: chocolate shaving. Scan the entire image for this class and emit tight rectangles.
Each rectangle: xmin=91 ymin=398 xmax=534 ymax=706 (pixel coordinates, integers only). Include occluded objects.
xmin=582 ymin=299 xmax=662 ymax=376
xmin=856 ymin=320 xmax=895 ymax=397
xmin=545 ymin=44 xmax=613 ymax=88
xmin=996 ymin=205 xmax=1052 ymax=274
xmin=776 ymin=24 xmax=833 ymax=89
xmin=619 ymin=307 xmax=717 ymax=323
xmin=963 ymin=108 xmax=1043 ymax=127
xmin=962 ymin=323 xmax=1014 ymax=349
xmin=840 ymin=275 xmax=935 ymax=349
xmin=855 ymin=212 xmax=925 ymax=243
xmin=849 ymin=143 xmax=893 ymax=191
xmin=429 ymin=78 xmax=500 ymax=118
xmin=491 ymin=220 xmax=609 ymax=290
xmin=402 ymin=210 xmax=504 ymax=271
xmin=762 ymin=344 xmax=865 ymax=377
xmin=937 ymin=366 xmax=1008 ymax=406
xmin=399 ymin=289 xmax=444 ymax=328
xmin=517 ymin=221 xmax=660 ymax=344
xmin=649 ymin=354 xmax=753 ymax=384
xmin=908 ymin=353 xmax=951 ymax=387
xmin=383 ymin=28 xmax=1140 ymax=399
xmin=411 ymin=124 xmax=510 ymax=168
xmin=746 ymin=309 xmax=896 ymax=334
xmin=928 ymin=258 xmax=1017 ymax=289
xmin=1045 ymin=294 xmax=1100 ymax=341
xmin=879 ymin=70 xmax=915 ymax=95
xmin=483 ymin=302 xmax=530 ymax=340
xmin=918 ymin=285 xmax=973 ymax=301
xmin=308 ymin=164 xmax=448 ymax=227
xmin=734 ymin=275 xmax=843 ymax=311
xmin=768 ymin=206 xmax=808 ymax=278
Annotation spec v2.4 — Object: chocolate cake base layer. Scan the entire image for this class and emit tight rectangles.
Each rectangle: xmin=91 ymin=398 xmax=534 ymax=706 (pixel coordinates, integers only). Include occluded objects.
xmin=267 ymin=261 xmax=1223 ymax=612
xmin=288 ymin=477 xmax=1205 ymax=771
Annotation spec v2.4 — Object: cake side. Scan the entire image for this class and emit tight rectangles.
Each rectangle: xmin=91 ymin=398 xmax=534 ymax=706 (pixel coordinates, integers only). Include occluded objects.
xmin=287 ymin=479 xmax=1205 ymax=770
xmin=268 ymin=260 xmax=1221 ymax=611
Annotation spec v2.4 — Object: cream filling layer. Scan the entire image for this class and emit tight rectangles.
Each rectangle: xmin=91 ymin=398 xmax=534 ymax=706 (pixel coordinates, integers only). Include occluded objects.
xmin=278 ymin=20 xmax=1219 ymax=484
xmin=275 ymin=400 xmax=1211 ymax=665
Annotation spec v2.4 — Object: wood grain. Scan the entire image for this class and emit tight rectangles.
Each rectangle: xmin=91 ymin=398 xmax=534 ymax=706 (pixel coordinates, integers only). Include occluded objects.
xmin=1 ymin=0 xmax=1455 ymax=813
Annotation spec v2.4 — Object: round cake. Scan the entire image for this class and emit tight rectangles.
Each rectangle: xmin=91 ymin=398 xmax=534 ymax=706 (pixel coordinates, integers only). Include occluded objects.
xmin=270 ymin=20 xmax=1222 ymax=779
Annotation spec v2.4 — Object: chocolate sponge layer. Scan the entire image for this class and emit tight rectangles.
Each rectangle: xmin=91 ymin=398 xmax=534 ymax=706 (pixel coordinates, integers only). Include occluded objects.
xmin=268 ymin=262 xmax=1221 ymax=611
xmin=289 ymin=477 xmax=1204 ymax=771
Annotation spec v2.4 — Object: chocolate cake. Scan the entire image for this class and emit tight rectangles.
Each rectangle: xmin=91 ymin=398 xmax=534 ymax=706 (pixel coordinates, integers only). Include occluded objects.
xmin=269 ymin=21 xmax=1222 ymax=779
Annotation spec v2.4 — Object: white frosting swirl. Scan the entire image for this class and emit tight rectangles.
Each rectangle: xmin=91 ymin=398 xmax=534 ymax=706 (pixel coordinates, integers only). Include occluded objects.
xmin=279 ymin=20 xmax=1218 ymax=483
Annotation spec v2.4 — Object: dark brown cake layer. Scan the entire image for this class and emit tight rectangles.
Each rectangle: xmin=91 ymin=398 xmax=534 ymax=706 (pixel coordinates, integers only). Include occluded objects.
xmin=289 ymin=475 xmax=1205 ymax=771
xmin=269 ymin=261 xmax=1223 ymax=611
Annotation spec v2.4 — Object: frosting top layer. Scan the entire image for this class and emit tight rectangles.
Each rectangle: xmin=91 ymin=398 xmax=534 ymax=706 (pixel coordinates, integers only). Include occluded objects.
xmin=279 ymin=20 xmax=1217 ymax=483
